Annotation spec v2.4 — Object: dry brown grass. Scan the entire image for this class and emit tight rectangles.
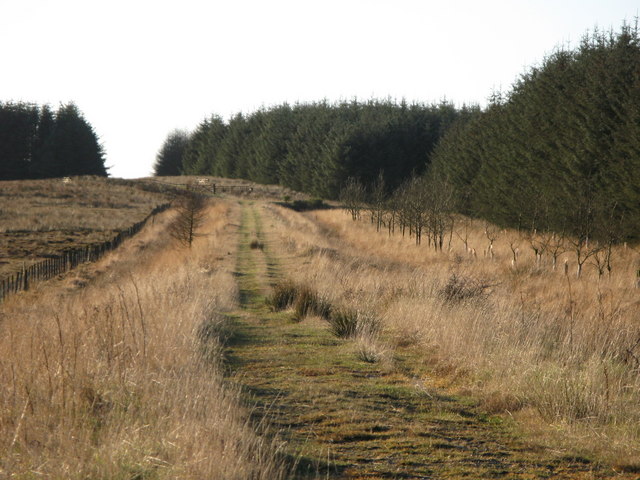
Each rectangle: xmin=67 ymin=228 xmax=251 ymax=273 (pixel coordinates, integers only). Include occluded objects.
xmin=0 ymin=199 xmax=289 ymax=479
xmin=5 ymin=181 xmax=640 ymax=473
xmin=146 ymin=175 xmax=303 ymax=201
xmin=0 ymin=176 xmax=170 ymax=277
xmin=260 ymin=202 xmax=640 ymax=466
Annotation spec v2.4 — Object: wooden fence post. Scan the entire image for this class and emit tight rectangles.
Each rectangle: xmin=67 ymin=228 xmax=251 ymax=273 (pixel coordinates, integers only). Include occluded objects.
xmin=0 ymin=202 xmax=172 ymax=303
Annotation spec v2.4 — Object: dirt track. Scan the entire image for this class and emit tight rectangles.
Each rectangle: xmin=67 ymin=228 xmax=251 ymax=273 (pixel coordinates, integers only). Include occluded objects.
xmin=225 ymin=201 xmax=629 ymax=479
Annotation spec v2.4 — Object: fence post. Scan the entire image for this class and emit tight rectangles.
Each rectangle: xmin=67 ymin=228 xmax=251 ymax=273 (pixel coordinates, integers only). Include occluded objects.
xmin=0 ymin=203 xmax=173 ymax=303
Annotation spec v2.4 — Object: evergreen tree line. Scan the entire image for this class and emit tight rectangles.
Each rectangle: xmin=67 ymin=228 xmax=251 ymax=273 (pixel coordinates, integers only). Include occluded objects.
xmin=157 ymin=24 xmax=640 ymax=243
xmin=0 ymin=102 xmax=107 ymax=180
xmin=429 ymin=24 xmax=640 ymax=242
xmin=154 ymin=99 xmax=461 ymax=198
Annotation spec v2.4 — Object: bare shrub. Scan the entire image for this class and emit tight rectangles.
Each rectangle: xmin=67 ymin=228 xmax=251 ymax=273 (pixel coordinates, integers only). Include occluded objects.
xmin=439 ymin=273 xmax=493 ymax=303
xmin=340 ymin=177 xmax=366 ymax=221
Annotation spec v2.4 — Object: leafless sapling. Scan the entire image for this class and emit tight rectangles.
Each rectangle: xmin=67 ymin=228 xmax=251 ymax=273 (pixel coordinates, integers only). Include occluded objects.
xmin=169 ymin=188 xmax=207 ymax=248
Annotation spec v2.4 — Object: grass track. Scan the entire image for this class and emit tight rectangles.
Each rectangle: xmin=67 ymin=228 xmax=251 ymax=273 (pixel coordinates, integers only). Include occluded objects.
xmin=226 ymin=201 xmax=630 ymax=479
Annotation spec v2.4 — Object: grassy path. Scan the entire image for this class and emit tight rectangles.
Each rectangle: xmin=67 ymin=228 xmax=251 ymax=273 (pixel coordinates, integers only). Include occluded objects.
xmin=226 ymin=202 xmax=625 ymax=479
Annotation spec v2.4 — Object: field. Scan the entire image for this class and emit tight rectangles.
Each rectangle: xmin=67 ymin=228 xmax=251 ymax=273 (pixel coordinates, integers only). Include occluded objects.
xmin=140 ymin=175 xmax=307 ymax=200
xmin=0 ymin=177 xmax=170 ymax=277
xmin=1 ymin=179 xmax=640 ymax=478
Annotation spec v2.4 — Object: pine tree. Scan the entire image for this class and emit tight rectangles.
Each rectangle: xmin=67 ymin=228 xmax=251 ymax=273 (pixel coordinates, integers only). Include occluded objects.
xmin=49 ymin=103 xmax=107 ymax=177
xmin=30 ymin=104 xmax=55 ymax=178
xmin=0 ymin=102 xmax=38 ymax=180
xmin=153 ymin=129 xmax=189 ymax=176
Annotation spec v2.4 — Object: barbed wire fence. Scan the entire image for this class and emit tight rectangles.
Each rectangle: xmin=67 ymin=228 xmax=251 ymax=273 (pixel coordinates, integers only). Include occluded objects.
xmin=0 ymin=203 xmax=171 ymax=303
xmin=1 ymin=180 xmax=261 ymax=303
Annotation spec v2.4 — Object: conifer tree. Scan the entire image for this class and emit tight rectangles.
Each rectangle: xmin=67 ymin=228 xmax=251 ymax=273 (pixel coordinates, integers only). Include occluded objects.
xmin=153 ymin=129 xmax=189 ymax=176
xmin=30 ymin=104 xmax=55 ymax=178
xmin=48 ymin=103 xmax=107 ymax=177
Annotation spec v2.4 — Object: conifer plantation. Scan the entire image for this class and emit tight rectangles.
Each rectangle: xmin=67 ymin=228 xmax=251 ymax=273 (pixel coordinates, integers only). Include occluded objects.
xmin=175 ymin=100 xmax=460 ymax=198
xmin=165 ymin=23 xmax=640 ymax=242
xmin=0 ymin=102 xmax=107 ymax=180
xmin=430 ymin=24 xmax=640 ymax=242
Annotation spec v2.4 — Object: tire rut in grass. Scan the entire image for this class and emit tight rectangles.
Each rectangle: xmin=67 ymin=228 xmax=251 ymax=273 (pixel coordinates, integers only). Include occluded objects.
xmin=227 ymin=202 xmax=630 ymax=479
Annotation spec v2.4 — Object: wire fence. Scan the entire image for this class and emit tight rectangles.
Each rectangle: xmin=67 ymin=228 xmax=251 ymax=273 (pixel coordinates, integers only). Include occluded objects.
xmin=138 ymin=179 xmax=254 ymax=196
xmin=0 ymin=203 xmax=171 ymax=303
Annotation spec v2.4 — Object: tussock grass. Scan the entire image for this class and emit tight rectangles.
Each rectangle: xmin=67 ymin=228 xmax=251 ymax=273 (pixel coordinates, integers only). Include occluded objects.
xmin=354 ymin=328 xmax=391 ymax=365
xmin=261 ymin=201 xmax=640 ymax=465
xmin=266 ymin=280 xmax=332 ymax=321
xmin=196 ymin=311 xmax=233 ymax=363
xmin=0 ymin=201 xmax=289 ymax=479
xmin=326 ymin=308 xmax=380 ymax=339
xmin=250 ymin=238 xmax=265 ymax=250
xmin=293 ymin=285 xmax=332 ymax=320
xmin=327 ymin=308 xmax=359 ymax=338
xmin=266 ymin=280 xmax=298 ymax=311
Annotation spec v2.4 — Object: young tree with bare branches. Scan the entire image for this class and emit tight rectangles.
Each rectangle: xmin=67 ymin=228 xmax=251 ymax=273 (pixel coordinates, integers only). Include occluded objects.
xmin=169 ymin=188 xmax=207 ymax=248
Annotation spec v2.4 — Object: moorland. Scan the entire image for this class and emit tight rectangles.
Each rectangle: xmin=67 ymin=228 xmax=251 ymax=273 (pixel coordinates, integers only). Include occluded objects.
xmin=1 ymin=177 xmax=640 ymax=479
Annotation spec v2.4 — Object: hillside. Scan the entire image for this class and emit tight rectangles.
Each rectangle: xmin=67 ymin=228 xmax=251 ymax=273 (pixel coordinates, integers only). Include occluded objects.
xmin=0 ymin=176 xmax=170 ymax=279
xmin=1 ymin=180 xmax=639 ymax=478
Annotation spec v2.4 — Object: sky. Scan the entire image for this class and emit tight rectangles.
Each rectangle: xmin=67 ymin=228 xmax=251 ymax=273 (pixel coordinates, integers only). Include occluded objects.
xmin=1 ymin=0 xmax=638 ymax=178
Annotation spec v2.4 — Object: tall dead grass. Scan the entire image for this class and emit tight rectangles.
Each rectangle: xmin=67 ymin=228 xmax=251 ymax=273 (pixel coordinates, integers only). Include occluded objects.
xmin=0 ymin=176 xmax=168 ymax=233
xmin=0 ymin=200 xmax=289 ymax=479
xmin=263 ymin=203 xmax=640 ymax=464
xmin=0 ymin=176 xmax=172 ymax=278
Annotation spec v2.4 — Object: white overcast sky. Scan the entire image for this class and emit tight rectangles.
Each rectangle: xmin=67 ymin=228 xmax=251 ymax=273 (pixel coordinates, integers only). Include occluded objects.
xmin=1 ymin=0 xmax=638 ymax=178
